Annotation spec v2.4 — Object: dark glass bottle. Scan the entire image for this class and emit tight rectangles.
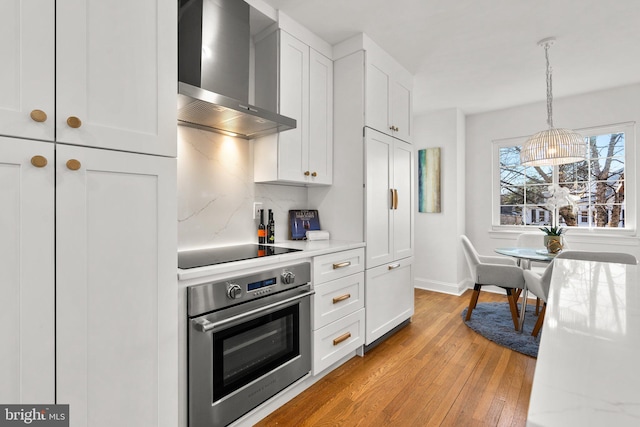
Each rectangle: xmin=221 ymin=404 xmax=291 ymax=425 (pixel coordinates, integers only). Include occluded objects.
xmin=267 ymin=209 xmax=275 ymax=243
xmin=258 ymin=209 xmax=266 ymax=244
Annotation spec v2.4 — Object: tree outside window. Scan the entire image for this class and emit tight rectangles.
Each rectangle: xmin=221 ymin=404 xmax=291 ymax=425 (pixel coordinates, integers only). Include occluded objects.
xmin=497 ymin=124 xmax=630 ymax=230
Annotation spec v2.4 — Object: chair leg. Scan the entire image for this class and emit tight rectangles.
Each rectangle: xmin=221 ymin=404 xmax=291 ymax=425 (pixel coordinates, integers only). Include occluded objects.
xmin=466 ymin=284 xmax=482 ymax=321
xmin=505 ymin=288 xmax=520 ymax=331
xmin=532 ymin=304 xmax=546 ymax=337
xmin=535 ymin=298 xmax=541 ymax=315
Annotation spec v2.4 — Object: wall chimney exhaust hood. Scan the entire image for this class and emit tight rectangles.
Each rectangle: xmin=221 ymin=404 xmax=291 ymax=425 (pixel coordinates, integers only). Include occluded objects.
xmin=178 ymin=0 xmax=295 ymax=139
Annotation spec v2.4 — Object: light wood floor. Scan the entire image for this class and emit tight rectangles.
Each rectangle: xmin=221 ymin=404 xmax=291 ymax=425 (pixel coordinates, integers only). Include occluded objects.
xmin=255 ymin=289 xmax=536 ymax=427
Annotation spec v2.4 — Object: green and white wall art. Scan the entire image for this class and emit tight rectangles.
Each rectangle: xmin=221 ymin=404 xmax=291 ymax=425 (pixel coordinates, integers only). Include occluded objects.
xmin=418 ymin=147 xmax=441 ymax=213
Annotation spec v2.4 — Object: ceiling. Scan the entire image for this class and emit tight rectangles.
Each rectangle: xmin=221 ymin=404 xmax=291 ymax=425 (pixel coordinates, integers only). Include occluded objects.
xmin=260 ymin=0 xmax=640 ymax=116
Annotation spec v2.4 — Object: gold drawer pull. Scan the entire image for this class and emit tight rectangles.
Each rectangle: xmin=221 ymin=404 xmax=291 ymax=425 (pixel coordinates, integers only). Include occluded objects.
xmin=66 ymin=116 xmax=82 ymax=128
xmin=304 ymin=171 xmax=310 ymax=176
xmin=388 ymin=263 xmax=400 ymax=270
xmin=333 ymin=332 xmax=351 ymax=346
xmin=31 ymin=155 xmax=48 ymax=168
xmin=66 ymin=159 xmax=81 ymax=171
xmin=30 ymin=109 xmax=47 ymax=122
xmin=311 ymin=171 xmax=317 ymax=177
xmin=332 ymin=261 xmax=351 ymax=269
xmin=332 ymin=294 xmax=351 ymax=304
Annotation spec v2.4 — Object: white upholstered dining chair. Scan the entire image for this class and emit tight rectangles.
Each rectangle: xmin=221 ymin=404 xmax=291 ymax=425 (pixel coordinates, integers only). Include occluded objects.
xmin=460 ymin=235 xmax=525 ymax=330
xmin=523 ymin=250 xmax=638 ymax=336
xmin=516 ymin=232 xmax=546 ymax=272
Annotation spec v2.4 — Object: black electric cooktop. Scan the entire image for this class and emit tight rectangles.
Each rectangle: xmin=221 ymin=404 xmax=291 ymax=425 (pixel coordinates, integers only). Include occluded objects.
xmin=178 ymin=244 xmax=302 ymax=269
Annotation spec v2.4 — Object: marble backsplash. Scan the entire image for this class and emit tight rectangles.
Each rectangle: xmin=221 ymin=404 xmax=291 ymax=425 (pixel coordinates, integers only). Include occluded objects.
xmin=177 ymin=125 xmax=308 ymax=251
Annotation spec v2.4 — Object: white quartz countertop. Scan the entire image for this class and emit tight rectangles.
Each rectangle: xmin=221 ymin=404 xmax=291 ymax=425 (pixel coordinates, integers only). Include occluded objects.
xmin=177 ymin=239 xmax=365 ymax=283
xmin=527 ymin=258 xmax=640 ymax=426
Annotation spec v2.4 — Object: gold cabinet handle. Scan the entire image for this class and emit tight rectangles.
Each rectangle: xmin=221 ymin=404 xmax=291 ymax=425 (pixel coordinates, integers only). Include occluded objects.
xmin=389 ymin=125 xmax=395 ymax=131
xmin=304 ymin=171 xmax=310 ymax=176
xmin=311 ymin=172 xmax=317 ymax=177
xmin=30 ymin=155 xmax=48 ymax=168
xmin=30 ymin=110 xmax=47 ymax=123
xmin=333 ymin=332 xmax=351 ymax=346
xmin=388 ymin=263 xmax=400 ymax=270
xmin=393 ymin=189 xmax=399 ymax=209
xmin=332 ymin=261 xmax=351 ymax=269
xmin=390 ymin=189 xmax=394 ymax=209
xmin=66 ymin=159 xmax=81 ymax=171
xmin=332 ymin=294 xmax=351 ymax=304
xmin=66 ymin=116 xmax=82 ymax=128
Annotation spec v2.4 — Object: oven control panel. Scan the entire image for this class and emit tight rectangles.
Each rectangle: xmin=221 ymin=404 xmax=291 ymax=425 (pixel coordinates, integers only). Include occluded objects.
xmin=188 ymin=262 xmax=311 ymax=315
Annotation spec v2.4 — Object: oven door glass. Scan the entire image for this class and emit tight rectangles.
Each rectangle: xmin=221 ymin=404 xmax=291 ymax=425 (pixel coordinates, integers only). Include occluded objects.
xmin=212 ymin=303 xmax=300 ymax=401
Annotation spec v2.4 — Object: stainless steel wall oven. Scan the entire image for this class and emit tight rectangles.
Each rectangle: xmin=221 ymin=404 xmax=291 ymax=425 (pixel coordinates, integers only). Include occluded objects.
xmin=187 ymin=262 xmax=312 ymax=426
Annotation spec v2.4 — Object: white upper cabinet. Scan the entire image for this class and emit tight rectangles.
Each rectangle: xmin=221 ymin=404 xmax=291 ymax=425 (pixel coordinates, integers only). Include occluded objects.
xmin=56 ymin=0 xmax=176 ymax=156
xmin=0 ymin=0 xmax=176 ymax=156
xmin=0 ymin=0 xmax=55 ymax=141
xmin=365 ymin=48 xmax=413 ymax=143
xmin=308 ymin=49 xmax=333 ymax=185
xmin=254 ymin=29 xmax=333 ymax=185
xmin=275 ymin=30 xmax=310 ymax=182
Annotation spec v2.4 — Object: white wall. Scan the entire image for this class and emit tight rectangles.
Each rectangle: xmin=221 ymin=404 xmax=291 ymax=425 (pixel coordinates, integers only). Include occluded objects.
xmin=464 ymin=83 xmax=640 ymax=271
xmin=413 ymin=108 xmax=467 ymax=294
xmin=307 ymin=51 xmax=365 ymax=242
xmin=177 ymin=126 xmax=308 ymax=250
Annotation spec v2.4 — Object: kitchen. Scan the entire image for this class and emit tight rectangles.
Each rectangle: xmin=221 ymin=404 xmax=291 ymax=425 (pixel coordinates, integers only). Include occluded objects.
xmin=2 ymin=0 xmax=640 ymax=427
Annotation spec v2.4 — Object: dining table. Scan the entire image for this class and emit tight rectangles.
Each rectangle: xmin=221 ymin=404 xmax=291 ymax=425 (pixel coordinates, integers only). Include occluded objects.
xmin=494 ymin=247 xmax=557 ymax=331
xmin=494 ymin=246 xmax=557 ymax=266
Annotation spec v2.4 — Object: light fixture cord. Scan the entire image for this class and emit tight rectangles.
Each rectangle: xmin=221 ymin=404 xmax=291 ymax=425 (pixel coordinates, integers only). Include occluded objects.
xmin=545 ymin=43 xmax=553 ymax=129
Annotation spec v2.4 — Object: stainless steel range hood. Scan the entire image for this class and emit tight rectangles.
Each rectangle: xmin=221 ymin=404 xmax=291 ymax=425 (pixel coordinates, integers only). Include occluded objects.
xmin=178 ymin=0 xmax=295 ymax=139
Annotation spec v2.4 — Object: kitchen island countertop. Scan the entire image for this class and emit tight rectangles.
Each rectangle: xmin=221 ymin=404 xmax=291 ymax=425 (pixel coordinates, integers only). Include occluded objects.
xmin=527 ymin=257 xmax=640 ymax=426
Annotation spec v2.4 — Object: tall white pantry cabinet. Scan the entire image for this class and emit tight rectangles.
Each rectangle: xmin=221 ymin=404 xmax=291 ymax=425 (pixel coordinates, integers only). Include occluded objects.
xmin=0 ymin=1 xmax=177 ymax=427
xmin=309 ymin=33 xmax=414 ymax=347
xmin=364 ymin=128 xmax=414 ymax=344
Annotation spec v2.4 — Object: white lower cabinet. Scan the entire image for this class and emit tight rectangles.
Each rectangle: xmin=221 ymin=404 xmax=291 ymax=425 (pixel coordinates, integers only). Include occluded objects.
xmin=0 ymin=137 xmax=55 ymax=404
xmin=55 ymin=145 xmax=177 ymax=427
xmin=312 ymin=249 xmax=365 ymax=375
xmin=313 ymin=309 xmax=364 ymax=375
xmin=365 ymin=257 xmax=414 ymax=345
xmin=0 ymin=137 xmax=177 ymax=426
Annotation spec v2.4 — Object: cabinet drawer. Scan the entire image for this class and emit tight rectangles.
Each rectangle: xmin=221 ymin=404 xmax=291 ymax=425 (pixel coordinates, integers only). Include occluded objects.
xmin=312 ymin=308 xmax=364 ymax=375
xmin=313 ymin=272 xmax=364 ymax=329
xmin=313 ymin=248 xmax=364 ymax=284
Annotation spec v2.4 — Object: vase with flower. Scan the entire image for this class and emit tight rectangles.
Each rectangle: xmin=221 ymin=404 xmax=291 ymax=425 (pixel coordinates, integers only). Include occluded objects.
xmin=539 ymin=226 xmax=565 ymax=254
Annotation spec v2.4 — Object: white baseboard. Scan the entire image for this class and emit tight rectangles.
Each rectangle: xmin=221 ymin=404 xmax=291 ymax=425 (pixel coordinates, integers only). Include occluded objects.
xmin=414 ymin=277 xmax=468 ymax=296
xmin=415 ymin=278 xmax=538 ymax=301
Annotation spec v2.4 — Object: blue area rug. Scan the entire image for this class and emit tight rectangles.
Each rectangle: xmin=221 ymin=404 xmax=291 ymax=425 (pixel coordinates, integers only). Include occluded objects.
xmin=461 ymin=302 xmax=540 ymax=358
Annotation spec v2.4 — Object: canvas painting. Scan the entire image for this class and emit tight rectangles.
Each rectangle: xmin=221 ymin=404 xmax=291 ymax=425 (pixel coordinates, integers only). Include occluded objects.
xmin=418 ymin=147 xmax=441 ymax=213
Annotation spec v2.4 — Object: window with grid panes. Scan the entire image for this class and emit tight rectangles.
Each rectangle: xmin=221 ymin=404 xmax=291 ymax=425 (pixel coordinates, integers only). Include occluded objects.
xmin=495 ymin=122 xmax=634 ymax=230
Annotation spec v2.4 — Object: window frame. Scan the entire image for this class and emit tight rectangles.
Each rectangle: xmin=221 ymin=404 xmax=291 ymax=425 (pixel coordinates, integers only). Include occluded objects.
xmin=492 ymin=121 xmax=636 ymax=235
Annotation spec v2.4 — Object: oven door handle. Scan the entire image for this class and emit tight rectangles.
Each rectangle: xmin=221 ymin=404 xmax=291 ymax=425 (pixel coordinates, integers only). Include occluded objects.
xmin=195 ymin=289 xmax=314 ymax=333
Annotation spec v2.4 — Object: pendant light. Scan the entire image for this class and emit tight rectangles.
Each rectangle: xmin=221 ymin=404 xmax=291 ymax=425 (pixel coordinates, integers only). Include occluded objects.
xmin=520 ymin=38 xmax=586 ymax=166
